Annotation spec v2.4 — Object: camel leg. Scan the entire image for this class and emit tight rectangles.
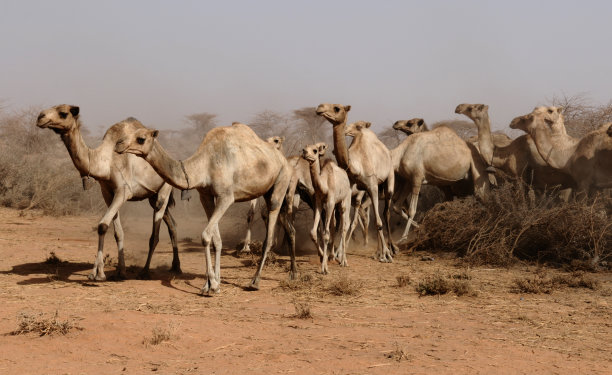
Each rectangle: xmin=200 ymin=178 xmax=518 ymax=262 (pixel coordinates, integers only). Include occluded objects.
xmin=310 ymin=199 xmax=323 ymax=259
xmin=367 ymin=183 xmax=393 ymax=263
xmin=385 ymin=173 xmax=399 ymax=255
xmin=402 ymin=178 xmax=422 ymax=241
xmin=240 ymin=199 xmax=257 ymax=253
xmin=140 ymin=191 xmax=171 ymax=279
xmin=163 ymin=209 xmax=181 ymax=274
xmin=360 ymin=200 xmax=370 ymax=245
xmin=112 ymin=214 xmax=127 ymax=280
xmin=278 ymin=206 xmax=297 ymax=280
xmin=249 ymin=171 xmax=290 ymax=290
xmin=320 ymin=201 xmax=335 ymax=274
xmin=91 ymin=186 xmax=128 ymax=281
xmin=338 ymin=197 xmax=351 ymax=267
xmin=199 ymin=193 xmax=233 ymax=295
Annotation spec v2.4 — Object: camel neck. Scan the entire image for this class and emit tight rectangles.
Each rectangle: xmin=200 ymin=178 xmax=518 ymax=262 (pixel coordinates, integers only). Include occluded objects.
xmin=528 ymin=121 xmax=575 ymax=170
xmin=60 ymin=123 xmax=112 ymax=180
xmin=308 ymin=159 xmax=326 ymax=194
xmin=332 ymin=123 xmax=350 ymax=170
xmin=473 ymin=113 xmax=494 ymax=166
xmin=144 ymin=140 xmax=195 ymax=190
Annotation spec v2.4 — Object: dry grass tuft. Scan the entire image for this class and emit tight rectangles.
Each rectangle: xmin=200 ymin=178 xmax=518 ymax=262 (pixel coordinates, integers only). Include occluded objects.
xmin=292 ymin=300 xmax=313 ymax=319
xmin=396 ymin=275 xmax=411 ymax=287
xmin=12 ymin=311 xmax=81 ymax=336
xmin=325 ymin=275 xmax=363 ymax=296
xmin=44 ymin=251 xmax=64 ymax=265
xmin=385 ymin=342 xmax=412 ymax=362
xmin=279 ymin=273 xmax=319 ymax=291
xmin=512 ymin=271 xmax=599 ymax=294
xmin=409 ymin=183 xmax=612 ymax=268
xmin=416 ymin=271 xmax=477 ymax=297
xmin=143 ymin=323 xmax=178 ymax=347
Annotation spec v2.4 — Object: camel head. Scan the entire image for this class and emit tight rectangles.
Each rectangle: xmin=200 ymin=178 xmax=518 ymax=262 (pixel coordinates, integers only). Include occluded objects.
xmin=455 ymin=103 xmax=489 ymax=121
xmin=302 ymin=143 xmax=327 ymax=164
xmin=36 ymin=104 xmax=80 ymax=134
xmin=266 ymin=136 xmax=285 ymax=151
xmin=511 ymin=106 xmax=563 ymax=133
xmin=114 ymin=127 xmax=159 ymax=156
xmin=345 ymin=121 xmax=371 ymax=137
xmin=316 ymin=103 xmax=351 ymax=125
xmin=392 ymin=118 xmax=427 ymax=135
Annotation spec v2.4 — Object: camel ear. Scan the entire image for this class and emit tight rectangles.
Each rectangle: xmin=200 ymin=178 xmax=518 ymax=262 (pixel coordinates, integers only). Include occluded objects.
xmin=69 ymin=106 xmax=80 ymax=117
xmin=557 ymin=106 xmax=564 ymax=114
xmin=417 ymin=119 xmax=424 ymax=126
xmin=364 ymin=122 xmax=371 ymax=128
xmin=151 ymin=130 xmax=159 ymax=138
xmin=344 ymin=105 xmax=351 ymax=112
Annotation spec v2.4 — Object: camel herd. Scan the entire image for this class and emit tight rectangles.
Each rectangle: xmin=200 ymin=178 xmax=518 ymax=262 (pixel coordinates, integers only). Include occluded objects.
xmin=35 ymin=103 xmax=612 ymax=295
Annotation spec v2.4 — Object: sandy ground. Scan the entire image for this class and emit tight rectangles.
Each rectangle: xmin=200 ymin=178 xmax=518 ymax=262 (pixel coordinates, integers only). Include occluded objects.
xmin=0 ymin=206 xmax=610 ymax=375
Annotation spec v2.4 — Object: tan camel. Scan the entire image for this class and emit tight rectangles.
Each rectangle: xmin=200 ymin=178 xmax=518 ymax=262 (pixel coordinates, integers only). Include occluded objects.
xmin=455 ymin=104 xmax=576 ymax=197
xmin=316 ymin=104 xmax=396 ymax=262
xmin=302 ymin=143 xmax=351 ymax=273
xmin=36 ymin=105 xmax=181 ymax=281
xmin=114 ymin=122 xmax=295 ymax=293
xmin=510 ymin=107 xmax=612 ymax=194
xmin=240 ymin=135 xmax=286 ymax=253
xmin=389 ymin=115 xmax=490 ymax=240
xmin=392 ymin=118 xmax=429 ymax=135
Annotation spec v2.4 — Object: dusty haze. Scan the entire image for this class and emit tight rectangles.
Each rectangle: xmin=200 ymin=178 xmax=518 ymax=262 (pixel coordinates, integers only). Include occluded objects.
xmin=2 ymin=1 xmax=612 ymax=133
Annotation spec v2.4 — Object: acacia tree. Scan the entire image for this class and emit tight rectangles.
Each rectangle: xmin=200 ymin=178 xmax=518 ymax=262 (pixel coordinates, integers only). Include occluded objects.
xmin=249 ymin=110 xmax=288 ymax=140
xmin=551 ymin=93 xmax=612 ymax=137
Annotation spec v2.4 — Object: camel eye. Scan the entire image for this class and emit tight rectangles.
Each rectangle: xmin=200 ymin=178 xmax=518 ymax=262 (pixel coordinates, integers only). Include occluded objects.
xmin=137 ymin=137 xmax=146 ymax=145
xmin=333 ymin=106 xmax=340 ymax=113
xmin=313 ymin=149 xmax=318 ymax=154
xmin=59 ymin=112 xmax=68 ymax=119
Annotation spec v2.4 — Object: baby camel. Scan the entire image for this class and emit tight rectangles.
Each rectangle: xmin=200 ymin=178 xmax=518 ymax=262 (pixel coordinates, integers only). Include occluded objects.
xmin=115 ymin=123 xmax=295 ymax=293
xmin=36 ymin=105 xmax=181 ymax=281
xmin=302 ymin=143 xmax=351 ymax=273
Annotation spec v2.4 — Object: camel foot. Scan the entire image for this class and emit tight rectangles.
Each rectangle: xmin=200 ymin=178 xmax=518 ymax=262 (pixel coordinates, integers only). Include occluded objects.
xmin=87 ymin=272 xmax=106 ymax=282
xmin=247 ymin=278 xmax=260 ymax=291
xmin=200 ymin=278 xmax=220 ymax=295
xmin=289 ymin=269 xmax=298 ymax=281
xmin=137 ymin=270 xmax=152 ymax=280
xmin=239 ymin=244 xmax=251 ymax=254
xmin=170 ymin=263 xmax=182 ymax=274
xmin=107 ymin=272 xmax=127 ymax=281
xmin=390 ymin=243 xmax=400 ymax=255
xmin=339 ymin=259 xmax=348 ymax=267
xmin=377 ymin=250 xmax=393 ymax=263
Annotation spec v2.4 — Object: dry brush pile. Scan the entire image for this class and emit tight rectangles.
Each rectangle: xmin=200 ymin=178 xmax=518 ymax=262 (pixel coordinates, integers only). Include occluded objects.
xmin=0 ymin=108 xmax=104 ymax=215
xmin=409 ymin=182 xmax=612 ymax=268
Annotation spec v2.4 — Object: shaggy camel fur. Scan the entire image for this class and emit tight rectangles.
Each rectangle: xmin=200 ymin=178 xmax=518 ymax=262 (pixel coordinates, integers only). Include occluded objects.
xmin=115 ymin=123 xmax=295 ymax=293
xmin=302 ymin=143 xmax=351 ymax=273
xmin=389 ymin=116 xmax=490 ymax=240
xmin=36 ymin=105 xmax=181 ymax=280
xmin=317 ymin=104 xmax=396 ymax=262
xmin=510 ymin=106 xmax=612 ymax=194
xmin=456 ymin=104 xmax=575 ymax=197
xmin=240 ymin=136 xmax=286 ymax=253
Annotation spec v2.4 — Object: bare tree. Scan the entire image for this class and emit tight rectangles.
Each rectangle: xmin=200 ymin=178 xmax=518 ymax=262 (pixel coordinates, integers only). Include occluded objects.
xmin=285 ymin=107 xmax=329 ymax=155
xmin=377 ymin=127 xmax=402 ymax=148
xmin=551 ymin=93 xmax=612 ymax=137
xmin=432 ymin=119 xmax=476 ymax=140
xmin=249 ymin=110 xmax=289 ymax=140
xmin=184 ymin=112 xmax=218 ymax=139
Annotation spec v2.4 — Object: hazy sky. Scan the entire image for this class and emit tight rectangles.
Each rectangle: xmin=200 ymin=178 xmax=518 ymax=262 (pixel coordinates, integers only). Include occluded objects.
xmin=2 ymin=0 xmax=611 ymax=134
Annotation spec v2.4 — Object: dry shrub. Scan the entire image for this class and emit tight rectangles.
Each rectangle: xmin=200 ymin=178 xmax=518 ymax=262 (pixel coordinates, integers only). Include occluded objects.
xmin=512 ymin=271 xmax=599 ymax=294
xmin=0 ymin=108 xmax=105 ymax=215
xmin=396 ymin=275 xmax=411 ymax=287
xmin=44 ymin=251 xmax=65 ymax=265
xmin=292 ymin=300 xmax=313 ymax=319
xmin=143 ymin=323 xmax=178 ymax=347
xmin=416 ymin=272 xmax=476 ymax=297
xmin=279 ymin=273 xmax=319 ymax=291
xmin=12 ymin=311 xmax=81 ymax=336
xmin=410 ymin=182 xmax=611 ymax=267
xmin=325 ymin=275 xmax=363 ymax=296
xmin=385 ymin=342 xmax=412 ymax=362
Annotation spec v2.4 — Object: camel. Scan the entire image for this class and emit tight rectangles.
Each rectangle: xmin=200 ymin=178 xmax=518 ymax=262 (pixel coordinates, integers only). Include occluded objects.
xmin=455 ymin=104 xmax=576 ymax=197
xmin=240 ymin=135 xmax=285 ymax=253
xmin=302 ymin=143 xmax=351 ymax=273
xmin=316 ymin=103 xmax=396 ymax=262
xmin=392 ymin=118 xmax=429 ymax=135
xmin=114 ymin=122 xmax=295 ymax=293
xmin=388 ymin=115 xmax=491 ymax=240
xmin=510 ymin=106 xmax=612 ymax=194
xmin=36 ymin=104 xmax=181 ymax=281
